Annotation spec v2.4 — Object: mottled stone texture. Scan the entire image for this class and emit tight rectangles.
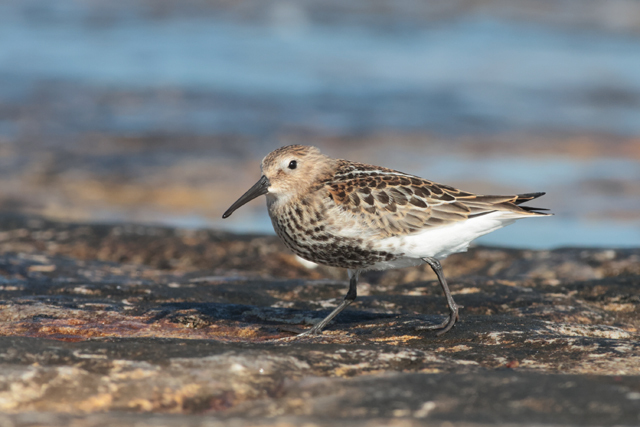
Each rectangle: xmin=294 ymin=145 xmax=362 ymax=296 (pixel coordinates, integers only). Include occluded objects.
xmin=0 ymin=214 xmax=639 ymax=426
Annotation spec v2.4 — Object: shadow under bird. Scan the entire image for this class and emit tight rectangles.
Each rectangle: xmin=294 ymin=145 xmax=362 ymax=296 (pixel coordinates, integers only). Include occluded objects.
xmin=223 ymin=145 xmax=550 ymax=336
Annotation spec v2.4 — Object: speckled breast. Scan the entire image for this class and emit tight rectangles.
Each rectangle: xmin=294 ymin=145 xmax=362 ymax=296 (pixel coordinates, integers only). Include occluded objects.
xmin=268 ymin=203 xmax=395 ymax=270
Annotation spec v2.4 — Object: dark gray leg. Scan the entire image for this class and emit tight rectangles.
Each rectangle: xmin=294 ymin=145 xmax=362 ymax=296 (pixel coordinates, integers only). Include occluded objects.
xmin=418 ymin=257 xmax=461 ymax=336
xmin=297 ymin=270 xmax=360 ymax=337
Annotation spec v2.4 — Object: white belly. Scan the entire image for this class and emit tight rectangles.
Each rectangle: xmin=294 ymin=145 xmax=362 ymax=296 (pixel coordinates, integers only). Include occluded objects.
xmin=366 ymin=211 xmax=529 ymax=271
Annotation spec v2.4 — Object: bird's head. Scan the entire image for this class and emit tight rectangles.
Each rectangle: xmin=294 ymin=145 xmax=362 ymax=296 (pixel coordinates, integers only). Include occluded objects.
xmin=222 ymin=145 xmax=335 ymax=218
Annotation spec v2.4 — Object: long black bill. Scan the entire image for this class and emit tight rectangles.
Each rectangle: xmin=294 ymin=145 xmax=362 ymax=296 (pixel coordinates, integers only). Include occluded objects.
xmin=222 ymin=175 xmax=270 ymax=218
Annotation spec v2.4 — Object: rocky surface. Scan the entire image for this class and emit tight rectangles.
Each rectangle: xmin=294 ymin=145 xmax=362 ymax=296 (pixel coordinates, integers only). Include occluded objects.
xmin=0 ymin=214 xmax=639 ymax=426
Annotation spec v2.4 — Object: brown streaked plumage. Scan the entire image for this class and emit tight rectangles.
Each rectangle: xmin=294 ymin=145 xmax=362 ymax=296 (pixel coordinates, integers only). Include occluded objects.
xmin=223 ymin=145 xmax=550 ymax=336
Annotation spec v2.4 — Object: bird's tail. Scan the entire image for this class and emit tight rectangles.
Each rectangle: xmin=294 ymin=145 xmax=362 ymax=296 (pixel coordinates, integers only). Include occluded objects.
xmin=513 ymin=192 xmax=551 ymax=215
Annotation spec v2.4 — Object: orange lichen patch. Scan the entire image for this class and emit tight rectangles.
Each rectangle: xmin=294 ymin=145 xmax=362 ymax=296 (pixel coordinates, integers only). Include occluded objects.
xmin=452 ymin=287 xmax=482 ymax=295
xmin=127 ymin=398 xmax=155 ymax=412
xmin=368 ymin=335 xmax=422 ymax=345
xmin=332 ymin=366 xmax=365 ymax=377
xmin=603 ymin=303 xmax=636 ymax=312
xmin=0 ymin=309 xmax=287 ymax=342
xmin=27 ymin=264 xmax=57 ymax=273
xmin=14 ymin=317 xmax=151 ymax=341
xmin=76 ymin=393 xmax=114 ymax=412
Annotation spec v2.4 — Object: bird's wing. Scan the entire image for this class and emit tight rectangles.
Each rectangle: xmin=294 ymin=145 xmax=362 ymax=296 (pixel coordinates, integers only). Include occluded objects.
xmin=319 ymin=161 xmax=547 ymax=239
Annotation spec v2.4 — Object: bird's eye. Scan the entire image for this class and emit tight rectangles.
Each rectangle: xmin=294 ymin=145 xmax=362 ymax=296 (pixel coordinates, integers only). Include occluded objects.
xmin=288 ymin=160 xmax=297 ymax=170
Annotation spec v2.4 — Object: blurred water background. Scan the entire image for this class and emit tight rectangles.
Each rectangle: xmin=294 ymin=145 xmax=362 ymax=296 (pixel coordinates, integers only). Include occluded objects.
xmin=0 ymin=0 xmax=639 ymax=248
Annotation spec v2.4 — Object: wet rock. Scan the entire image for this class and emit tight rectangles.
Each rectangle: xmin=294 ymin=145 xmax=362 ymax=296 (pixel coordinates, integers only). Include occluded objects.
xmin=0 ymin=215 xmax=638 ymax=426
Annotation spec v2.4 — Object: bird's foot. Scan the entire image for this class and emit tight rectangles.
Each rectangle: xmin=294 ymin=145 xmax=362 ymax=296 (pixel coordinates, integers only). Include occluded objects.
xmin=272 ymin=324 xmax=324 ymax=342
xmin=415 ymin=305 xmax=462 ymax=336
xmin=295 ymin=325 xmax=324 ymax=338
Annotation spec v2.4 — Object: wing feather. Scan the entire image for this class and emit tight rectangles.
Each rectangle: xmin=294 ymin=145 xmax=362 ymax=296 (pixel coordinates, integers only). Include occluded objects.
xmin=320 ymin=161 xmax=548 ymax=239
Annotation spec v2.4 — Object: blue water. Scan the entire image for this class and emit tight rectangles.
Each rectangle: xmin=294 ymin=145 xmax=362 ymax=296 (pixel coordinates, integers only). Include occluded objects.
xmin=1 ymin=2 xmax=640 ymax=136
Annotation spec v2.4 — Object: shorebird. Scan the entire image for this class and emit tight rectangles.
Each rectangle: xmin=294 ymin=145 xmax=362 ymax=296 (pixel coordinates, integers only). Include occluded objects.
xmin=223 ymin=145 xmax=549 ymax=336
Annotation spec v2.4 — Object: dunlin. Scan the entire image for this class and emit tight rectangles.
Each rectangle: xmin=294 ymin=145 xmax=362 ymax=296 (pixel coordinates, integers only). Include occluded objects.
xmin=223 ymin=145 xmax=549 ymax=336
